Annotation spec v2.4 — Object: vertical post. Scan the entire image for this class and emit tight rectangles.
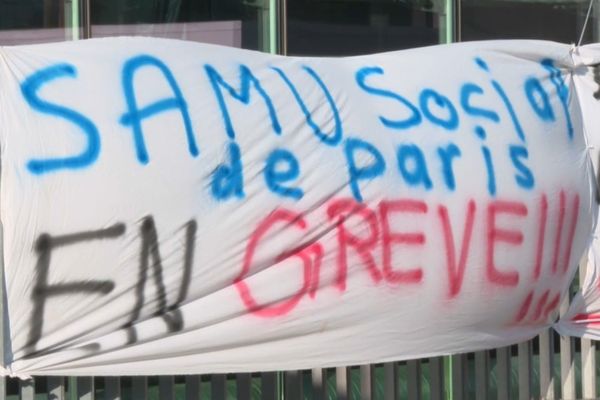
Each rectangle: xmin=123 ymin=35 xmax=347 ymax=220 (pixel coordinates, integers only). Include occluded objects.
xmin=539 ymin=330 xmax=555 ymax=400
xmin=69 ymin=376 xmax=77 ymax=400
xmin=255 ymin=0 xmax=275 ymax=53
xmin=278 ymin=0 xmax=287 ymax=55
xmin=268 ymin=0 xmax=278 ymax=54
xmin=278 ymin=371 xmax=284 ymax=400
xmin=560 ymin=295 xmax=576 ymax=399
xmin=81 ymin=0 xmax=91 ymax=39
xmin=335 ymin=367 xmax=350 ymax=400
xmin=72 ymin=0 xmax=80 ymax=39
xmin=311 ymin=368 xmax=326 ymax=400
xmin=496 ymin=347 xmax=511 ymax=400
xmin=384 ymin=362 xmax=397 ymax=400
xmin=444 ymin=356 xmax=453 ymax=400
xmin=581 ymin=337 xmax=596 ymax=399
xmin=68 ymin=0 xmax=80 ymax=40
xmin=63 ymin=0 xmax=72 ymax=40
xmin=453 ymin=0 xmax=461 ymax=42
xmin=360 ymin=365 xmax=374 ymax=400
xmin=518 ymin=342 xmax=532 ymax=400
xmin=439 ymin=0 xmax=454 ymax=43
xmin=579 ymin=260 xmax=597 ymax=400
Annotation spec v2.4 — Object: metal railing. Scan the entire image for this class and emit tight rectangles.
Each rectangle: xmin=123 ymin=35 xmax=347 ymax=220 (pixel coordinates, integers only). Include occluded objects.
xmin=1 ymin=335 xmax=597 ymax=400
xmin=1 ymin=265 xmax=598 ymax=400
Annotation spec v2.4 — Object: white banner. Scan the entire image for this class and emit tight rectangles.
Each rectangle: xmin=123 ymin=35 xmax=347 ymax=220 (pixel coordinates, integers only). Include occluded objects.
xmin=0 ymin=38 xmax=597 ymax=376
xmin=553 ymin=44 xmax=600 ymax=340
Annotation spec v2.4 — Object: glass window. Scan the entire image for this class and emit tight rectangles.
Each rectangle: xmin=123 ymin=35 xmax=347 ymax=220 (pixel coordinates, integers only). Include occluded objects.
xmin=0 ymin=0 xmax=278 ymax=50
xmin=90 ymin=0 xmax=279 ymax=52
xmin=0 ymin=0 xmax=79 ymax=45
xmin=287 ymin=0 xmax=452 ymax=56
xmin=460 ymin=0 xmax=597 ymax=44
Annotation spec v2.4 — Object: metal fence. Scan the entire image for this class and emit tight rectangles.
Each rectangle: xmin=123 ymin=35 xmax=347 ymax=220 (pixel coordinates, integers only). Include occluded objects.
xmin=0 ymin=266 xmax=597 ymax=400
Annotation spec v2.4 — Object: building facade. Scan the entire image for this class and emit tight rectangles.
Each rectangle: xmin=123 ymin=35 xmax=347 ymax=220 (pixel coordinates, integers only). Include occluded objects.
xmin=0 ymin=0 xmax=598 ymax=54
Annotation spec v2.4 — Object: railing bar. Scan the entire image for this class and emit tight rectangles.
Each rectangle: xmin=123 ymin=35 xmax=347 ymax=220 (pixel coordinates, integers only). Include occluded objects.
xmin=360 ymin=365 xmax=374 ymax=400
xmin=475 ymin=351 xmax=489 ymax=400
xmin=211 ymin=374 xmax=226 ymax=400
xmin=236 ymin=373 xmax=251 ymax=400
xmin=104 ymin=377 xmax=120 ymax=400
xmin=407 ymin=360 xmax=421 ymax=400
xmin=581 ymin=337 xmax=597 ymax=399
xmin=539 ymin=329 xmax=555 ymax=399
xmin=518 ymin=341 xmax=532 ymax=400
xmin=429 ymin=358 xmax=444 ymax=400
xmin=496 ymin=347 xmax=511 ymax=400
xmin=131 ymin=376 xmax=147 ymax=400
xmin=261 ymin=372 xmax=278 ymax=400
xmin=76 ymin=377 xmax=94 ymax=400
xmin=383 ymin=362 xmax=397 ymax=400
xmin=560 ymin=295 xmax=576 ymax=400
xmin=20 ymin=378 xmax=35 ymax=400
xmin=68 ymin=377 xmax=77 ymax=400
xmin=311 ymin=368 xmax=326 ymax=400
xmin=579 ymin=261 xmax=596 ymax=400
xmin=335 ymin=367 xmax=350 ymax=400
xmin=48 ymin=376 xmax=66 ymax=400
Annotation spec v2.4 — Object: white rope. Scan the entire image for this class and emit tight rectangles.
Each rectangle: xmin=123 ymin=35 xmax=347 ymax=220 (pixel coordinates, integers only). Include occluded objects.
xmin=578 ymin=0 xmax=596 ymax=47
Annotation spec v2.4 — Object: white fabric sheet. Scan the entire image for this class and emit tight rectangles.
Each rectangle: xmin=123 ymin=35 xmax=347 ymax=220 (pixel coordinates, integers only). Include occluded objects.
xmin=0 ymin=38 xmax=597 ymax=376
